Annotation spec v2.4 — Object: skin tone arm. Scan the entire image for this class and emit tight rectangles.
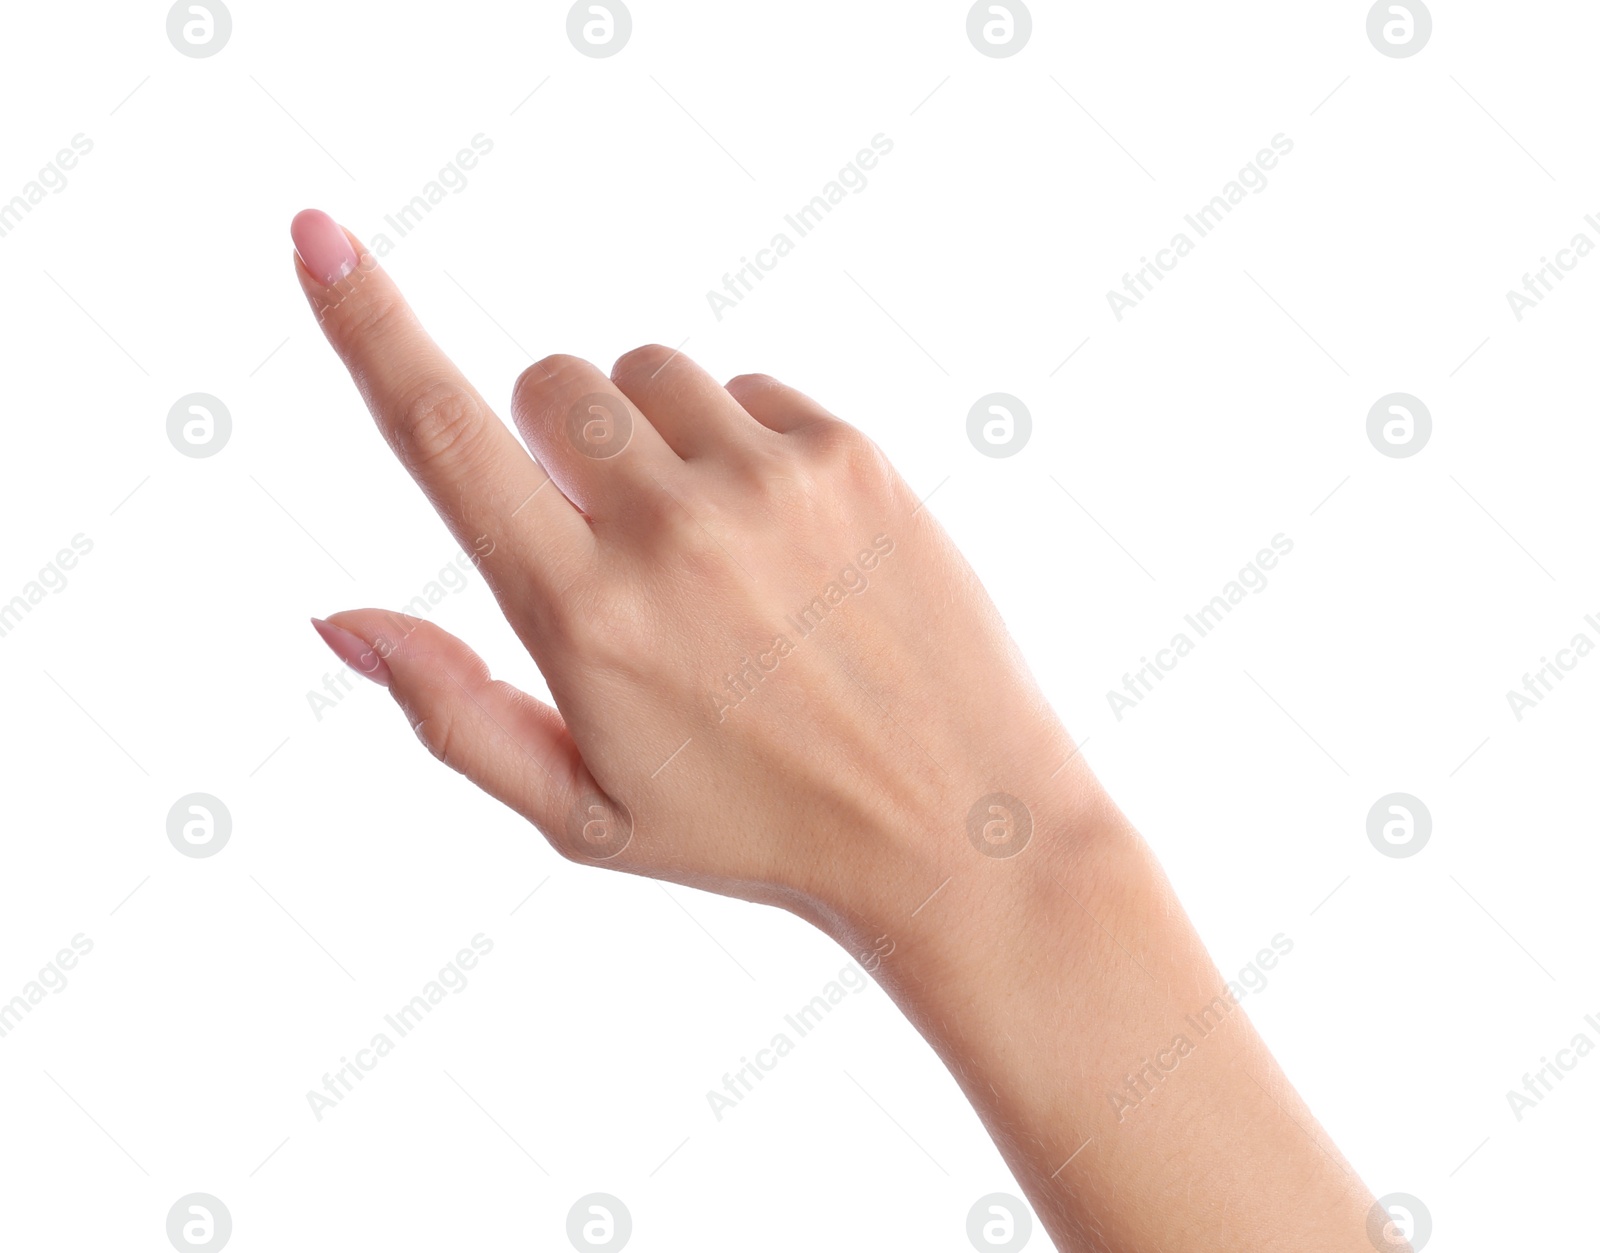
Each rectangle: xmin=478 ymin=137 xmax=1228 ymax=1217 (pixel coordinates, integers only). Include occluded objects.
xmin=289 ymin=208 xmax=1391 ymax=1252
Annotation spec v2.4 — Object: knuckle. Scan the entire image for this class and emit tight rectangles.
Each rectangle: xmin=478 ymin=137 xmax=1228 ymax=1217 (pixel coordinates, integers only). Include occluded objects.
xmin=804 ymin=418 xmax=864 ymax=457
xmin=724 ymin=372 xmax=776 ymax=396
xmin=547 ymin=832 xmax=587 ymax=865
xmin=805 ymin=422 xmax=883 ymax=481
xmin=397 ymin=381 xmax=482 ymax=471
xmin=611 ymin=343 xmax=676 ymax=383
xmin=515 ymin=354 xmax=595 ymax=414
xmin=747 ymin=426 xmax=888 ymax=519
xmin=410 ymin=711 xmax=461 ymax=771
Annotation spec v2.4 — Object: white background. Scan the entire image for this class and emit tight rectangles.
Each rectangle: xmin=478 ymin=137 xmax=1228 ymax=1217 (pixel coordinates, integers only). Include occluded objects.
xmin=0 ymin=1 xmax=1594 ymax=1249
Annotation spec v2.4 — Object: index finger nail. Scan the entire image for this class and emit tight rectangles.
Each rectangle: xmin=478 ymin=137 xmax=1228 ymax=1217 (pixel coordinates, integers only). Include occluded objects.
xmin=291 ymin=208 xmax=358 ymax=285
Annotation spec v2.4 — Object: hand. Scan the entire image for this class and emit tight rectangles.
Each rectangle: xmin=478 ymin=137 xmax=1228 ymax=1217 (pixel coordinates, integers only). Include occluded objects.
xmin=293 ymin=209 xmax=1078 ymax=940
xmin=292 ymin=207 xmax=1382 ymax=1253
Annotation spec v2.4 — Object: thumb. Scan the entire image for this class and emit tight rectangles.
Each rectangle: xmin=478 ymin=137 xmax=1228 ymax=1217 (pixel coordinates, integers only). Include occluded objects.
xmin=309 ymin=611 xmax=632 ymax=862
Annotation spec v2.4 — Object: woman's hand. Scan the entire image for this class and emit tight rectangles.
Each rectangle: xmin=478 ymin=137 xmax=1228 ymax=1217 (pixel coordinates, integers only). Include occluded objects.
xmin=293 ymin=207 xmax=1384 ymax=1252
xmin=292 ymin=207 xmax=1079 ymax=947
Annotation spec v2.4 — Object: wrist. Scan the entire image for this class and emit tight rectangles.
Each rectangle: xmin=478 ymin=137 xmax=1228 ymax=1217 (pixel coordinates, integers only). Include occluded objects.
xmin=812 ymin=751 xmax=1148 ymax=1011
xmin=819 ymin=762 xmax=1378 ymax=1253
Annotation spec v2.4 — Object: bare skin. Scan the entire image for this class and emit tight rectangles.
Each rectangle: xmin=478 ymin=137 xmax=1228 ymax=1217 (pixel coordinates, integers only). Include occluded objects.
xmin=293 ymin=213 xmax=1393 ymax=1252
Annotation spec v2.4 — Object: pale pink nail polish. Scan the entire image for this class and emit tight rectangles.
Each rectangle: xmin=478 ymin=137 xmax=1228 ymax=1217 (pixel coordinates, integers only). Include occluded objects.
xmin=311 ymin=618 xmax=391 ymax=686
xmin=290 ymin=209 xmax=358 ymax=285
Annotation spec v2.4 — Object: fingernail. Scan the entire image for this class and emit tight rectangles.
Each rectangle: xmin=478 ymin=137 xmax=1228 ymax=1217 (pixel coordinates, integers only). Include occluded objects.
xmin=291 ymin=209 xmax=358 ymax=285
xmin=311 ymin=617 xmax=391 ymax=686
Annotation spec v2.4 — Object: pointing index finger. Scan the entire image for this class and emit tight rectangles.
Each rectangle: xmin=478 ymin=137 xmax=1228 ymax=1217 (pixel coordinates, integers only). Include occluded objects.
xmin=289 ymin=209 xmax=591 ymax=606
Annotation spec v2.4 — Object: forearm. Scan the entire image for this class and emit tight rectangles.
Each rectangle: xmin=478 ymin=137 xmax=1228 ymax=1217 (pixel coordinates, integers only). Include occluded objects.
xmin=834 ymin=769 xmax=1378 ymax=1252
